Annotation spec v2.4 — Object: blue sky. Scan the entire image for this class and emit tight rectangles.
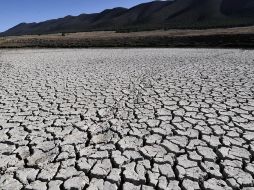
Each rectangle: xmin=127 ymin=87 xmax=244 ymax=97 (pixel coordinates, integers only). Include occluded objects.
xmin=0 ymin=0 xmax=152 ymax=32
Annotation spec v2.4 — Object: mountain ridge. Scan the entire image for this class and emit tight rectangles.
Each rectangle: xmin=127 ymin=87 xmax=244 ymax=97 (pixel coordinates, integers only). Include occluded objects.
xmin=1 ymin=0 xmax=254 ymax=36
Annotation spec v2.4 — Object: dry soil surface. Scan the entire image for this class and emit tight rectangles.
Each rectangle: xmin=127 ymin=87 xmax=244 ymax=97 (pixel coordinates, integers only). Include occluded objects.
xmin=0 ymin=49 xmax=254 ymax=190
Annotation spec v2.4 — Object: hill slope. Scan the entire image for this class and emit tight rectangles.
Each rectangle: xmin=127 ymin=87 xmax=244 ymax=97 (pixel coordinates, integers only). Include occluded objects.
xmin=1 ymin=0 xmax=254 ymax=36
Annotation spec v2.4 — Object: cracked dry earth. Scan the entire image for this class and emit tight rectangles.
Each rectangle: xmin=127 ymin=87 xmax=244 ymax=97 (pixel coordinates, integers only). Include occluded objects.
xmin=0 ymin=48 xmax=254 ymax=190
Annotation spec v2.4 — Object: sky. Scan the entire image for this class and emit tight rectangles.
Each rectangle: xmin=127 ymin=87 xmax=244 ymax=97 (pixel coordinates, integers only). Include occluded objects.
xmin=0 ymin=0 xmax=152 ymax=32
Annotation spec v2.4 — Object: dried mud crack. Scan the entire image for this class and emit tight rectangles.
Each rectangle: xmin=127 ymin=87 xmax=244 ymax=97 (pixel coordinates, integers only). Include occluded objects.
xmin=0 ymin=48 xmax=254 ymax=190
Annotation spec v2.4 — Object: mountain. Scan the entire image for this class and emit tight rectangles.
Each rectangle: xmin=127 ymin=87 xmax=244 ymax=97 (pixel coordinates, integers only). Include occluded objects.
xmin=1 ymin=0 xmax=254 ymax=36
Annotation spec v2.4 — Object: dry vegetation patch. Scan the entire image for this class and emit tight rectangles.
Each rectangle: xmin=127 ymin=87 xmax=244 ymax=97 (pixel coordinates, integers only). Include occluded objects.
xmin=1 ymin=26 xmax=254 ymax=48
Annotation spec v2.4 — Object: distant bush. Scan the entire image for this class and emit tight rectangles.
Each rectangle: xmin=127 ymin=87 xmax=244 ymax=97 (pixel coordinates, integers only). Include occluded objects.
xmin=115 ymin=29 xmax=131 ymax=33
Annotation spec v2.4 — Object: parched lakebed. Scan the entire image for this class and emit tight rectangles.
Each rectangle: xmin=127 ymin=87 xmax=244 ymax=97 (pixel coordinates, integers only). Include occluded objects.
xmin=0 ymin=48 xmax=254 ymax=190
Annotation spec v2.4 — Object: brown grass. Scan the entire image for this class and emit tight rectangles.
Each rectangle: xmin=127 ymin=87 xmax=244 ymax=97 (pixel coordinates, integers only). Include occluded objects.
xmin=1 ymin=26 xmax=254 ymax=48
